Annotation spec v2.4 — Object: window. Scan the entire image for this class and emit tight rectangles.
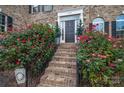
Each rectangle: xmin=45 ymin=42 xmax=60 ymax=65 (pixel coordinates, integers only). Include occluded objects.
xmin=92 ymin=18 xmax=104 ymax=32
xmin=0 ymin=12 xmax=13 ymax=32
xmin=32 ymin=5 xmax=40 ymax=13
xmin=31 ymin=5 xmax=53 ymax=13
xmin=116 ymin=14 xmax=124 ymax=31
xmin=43 ymin=5 xmax=53 ymax=12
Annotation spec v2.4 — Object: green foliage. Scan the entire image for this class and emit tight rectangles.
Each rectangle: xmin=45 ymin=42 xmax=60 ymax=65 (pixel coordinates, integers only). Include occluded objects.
xmin=0 ymin=24 xmax=56 ymax=74
xmin=76 ymin=20 xmax=84 ymax=36
xmin=77 ymin=31 xmax=124 ymax=86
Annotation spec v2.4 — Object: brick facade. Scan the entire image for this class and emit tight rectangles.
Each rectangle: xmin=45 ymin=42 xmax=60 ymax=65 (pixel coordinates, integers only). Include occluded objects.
xmin=0 ymin=5 xmax=30 ymax=29
xmin=0 ymin=5 xmax=124 ymax=35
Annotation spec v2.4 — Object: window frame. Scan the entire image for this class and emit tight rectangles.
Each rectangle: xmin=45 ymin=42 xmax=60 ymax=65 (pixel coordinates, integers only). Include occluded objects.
xmin=31 ymin=5 xmax=53 ymax=13
xmin=0 ymin=12 xmax=13 ymax=32
xmin=92 ymin=17 xmax=105 ymax=33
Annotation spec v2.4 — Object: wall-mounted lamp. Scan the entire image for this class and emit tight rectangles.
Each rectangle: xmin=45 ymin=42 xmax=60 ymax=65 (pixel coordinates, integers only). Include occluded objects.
xmin=97 ymin=14 xmax=100 ymax=17
xmin=122 ymin=11 xmax=124 ymax=14
xmin=0 ymin=8 xmax=2 ymax=12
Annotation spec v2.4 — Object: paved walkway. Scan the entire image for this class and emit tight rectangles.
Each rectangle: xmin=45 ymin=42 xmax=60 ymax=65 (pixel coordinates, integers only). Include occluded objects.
xmin=37 ymin=43 xmax=77 ymax=87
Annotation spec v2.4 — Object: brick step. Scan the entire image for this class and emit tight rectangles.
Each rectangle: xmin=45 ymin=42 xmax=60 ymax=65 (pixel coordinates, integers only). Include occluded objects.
xmin=38 ymin=73 xmax=76 ymax=87
xmin=50 ymin=60 xmax=76 ymax=64
xmin=55 ymin=51 xmax=76 ymax=55
xmin=52 ymin=56 xmax=76 ymax=62
xmin=55 ymin=52 xmax=76 ymax=57
xmin=38 ymin=83 xmax=65 ymax=87
xmin=60 ymin=43 xmax=76 ymax=46
xmin=49 ymin=61 xmax=76 ymax=69
xmin=45 ymin=67 xmax=76 ymax=77
xmin=58 ymin=45 xmax=77 ymax=49
xmin=57 ymin=48 xmax=76 ymax=52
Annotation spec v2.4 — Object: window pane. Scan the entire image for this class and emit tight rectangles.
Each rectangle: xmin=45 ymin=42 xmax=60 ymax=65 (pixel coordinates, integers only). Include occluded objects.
xmin=116 ymin=15 xmax=124 ymax=20
xmin=43 ymin=5 xmax=53 ymax=12
xmin=7 ymin=16 xmax=13 ymax=25
xmin=116 ymin=21 xmax=124 ymax=30
xmin=32 ymin=5 xmax=39 ymax=12
xmin=93 ymin=23 xmax=104 ymax=31
xmin=92 ymin=18 xmax=104 ymax=32
xmin=2 ymin=15 xmax=5 ymax=25
xmin=0 ymin=26 xmax=5 ymax=32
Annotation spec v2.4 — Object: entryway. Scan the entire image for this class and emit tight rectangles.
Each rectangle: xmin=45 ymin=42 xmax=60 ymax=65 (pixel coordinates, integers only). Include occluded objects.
xmin=58 ymin=9 xmax=83 ymax=43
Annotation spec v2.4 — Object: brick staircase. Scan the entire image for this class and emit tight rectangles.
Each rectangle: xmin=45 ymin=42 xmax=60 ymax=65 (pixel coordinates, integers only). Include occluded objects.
xmin=37 ymin=43 xmax=77 ymax=87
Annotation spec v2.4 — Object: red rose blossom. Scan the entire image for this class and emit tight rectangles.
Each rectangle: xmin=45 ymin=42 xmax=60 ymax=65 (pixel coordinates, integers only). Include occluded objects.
xmin=31 ymin=46 xmax=34 ymax=48
xmin=16 ymin=59 xmax=20 ymax=65
xmin=22 ymin=39 xmax=26 ymax=43
xmin=17 ymin=38 xmax=20 ymax=41
xmin=109 ymin=63 xmax=116 ymax=68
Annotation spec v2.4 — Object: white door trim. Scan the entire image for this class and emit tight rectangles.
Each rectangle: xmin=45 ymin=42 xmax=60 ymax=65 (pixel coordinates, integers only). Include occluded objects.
xmin=58 ymin=9 xmax=83 ymax=43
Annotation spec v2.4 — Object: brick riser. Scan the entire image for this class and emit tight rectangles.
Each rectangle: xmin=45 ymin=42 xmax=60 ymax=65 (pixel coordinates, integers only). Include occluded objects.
xmin=37 ymin=43 xmax=77 ymax=87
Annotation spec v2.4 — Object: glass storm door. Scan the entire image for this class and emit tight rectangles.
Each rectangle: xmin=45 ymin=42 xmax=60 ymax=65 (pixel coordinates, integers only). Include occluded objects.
xmin=65 ymin=20 xmax=75 ymax=43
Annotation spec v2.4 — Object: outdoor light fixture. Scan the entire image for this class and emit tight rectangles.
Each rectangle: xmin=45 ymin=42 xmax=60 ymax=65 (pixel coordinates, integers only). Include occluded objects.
xmin=122 ymin=11 xmax=124 ymax=14
xmin=0 ymin=8 xmax=2 ymax=12
xmin=15 ymin=68 xmax=26 ymax=84
xmin=97 ymin=14 xmax=100 ymax=17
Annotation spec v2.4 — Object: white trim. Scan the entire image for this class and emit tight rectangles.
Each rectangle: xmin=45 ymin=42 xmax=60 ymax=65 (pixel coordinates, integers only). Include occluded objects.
xmin=58 ymin=9 xmax=83 ymax=43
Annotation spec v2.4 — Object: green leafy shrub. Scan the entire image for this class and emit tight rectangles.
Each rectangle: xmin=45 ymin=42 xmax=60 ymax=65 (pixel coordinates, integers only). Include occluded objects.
xmin=77 ymin=31 xmax=124 ymax=86
xmin=0 ymin=24 xmax=56 ymax=74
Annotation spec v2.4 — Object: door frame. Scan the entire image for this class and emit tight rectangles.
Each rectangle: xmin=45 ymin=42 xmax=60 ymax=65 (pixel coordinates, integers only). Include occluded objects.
xmin=58 ymin=9 xmax=83 ymax=43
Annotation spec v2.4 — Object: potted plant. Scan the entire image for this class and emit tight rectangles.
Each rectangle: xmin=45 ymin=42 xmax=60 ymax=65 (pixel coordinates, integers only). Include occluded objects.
xmin=55 ymin=25 xmax=61 ymax=45
xmin=76 ymin=20 xmax=84 ymax=44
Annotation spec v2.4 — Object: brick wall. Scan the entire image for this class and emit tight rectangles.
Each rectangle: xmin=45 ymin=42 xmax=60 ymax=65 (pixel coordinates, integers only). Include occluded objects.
xmin=1 ymin=5 xmax=124 ymax=33
xmin=30 ymin=5 xmax=124 ymax=36
xmin=0 ymin=5 xmax=30 ymax=29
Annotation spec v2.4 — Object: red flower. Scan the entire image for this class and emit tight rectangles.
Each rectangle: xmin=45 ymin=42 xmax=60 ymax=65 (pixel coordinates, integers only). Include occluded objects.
xmin=31 ymin=46 xmax=34 ymax=48
xmin=101 ymin=55 xmax=107 ymax=59
xmin=16 ymin=59 xmax=20 ymax=65
xmin=97 ymin=54 xmax=107 ymax=59
xmin=92 ymin=24 xmax=97 ymax=30
xmin=17 ymin=38 xmax=20 ymax=41
xmin=28 ymin=38 xmax=30 ymax=42
xmin=22 ymin=39 xmax=26 ymax=43
xmin=26 ymin=24 xmax=32 ymax=29
xmin=107 ymin=36 xmax=113 ymax=42
xmin=108 ymin=63 xmax=116 ymax=68
xmin=77 ymin=36 xmax=80 ymax=40
xmin=79 ymin=35 xmax=83 ymax=40
xmin=82 ymin=35 xmax=89 ymax=41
